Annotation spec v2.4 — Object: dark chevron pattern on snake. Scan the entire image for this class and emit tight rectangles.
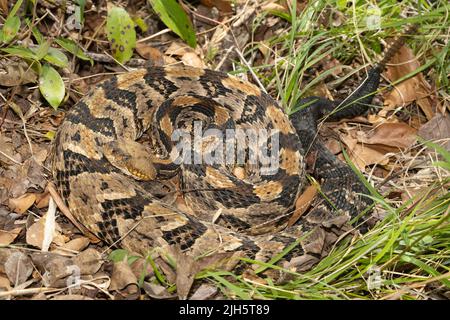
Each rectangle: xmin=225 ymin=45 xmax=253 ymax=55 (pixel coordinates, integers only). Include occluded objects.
xmin=52 ymin=29 xmax=413 ymax=275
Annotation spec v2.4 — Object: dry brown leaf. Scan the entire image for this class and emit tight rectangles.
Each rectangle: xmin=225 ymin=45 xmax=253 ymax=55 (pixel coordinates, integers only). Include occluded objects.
xmin=26 ymin=203 xmax=56 ymax=251
xmin=383 ymin=46 xmax=436 ymax=120
xmin=261 ymin=2 xmax=287 ymax=13
xmin=163 ymin=55 xmax=178 ymax=65
xmin=0 ymin=275 xmax=11 ymax=294
xmin=130 ymin=257 xmax=154 ymax=280
xmin=35 ymin=192 xmax=50 ymax=209
xmin=165 ymin=42 xmax=193 ymax=56
xmin=8 ymin=193 xmax=36 ymax=214
xmin=4 ymin=251 xmax=33 ymax=286
xmin=418 ymin=113 xmax=450 ymax=151
xmin=200 ymin=0 xmax=233 ymax=13
xmin=242 ymin=270 xmax=268 ymax=285
xmin=109 ymin=260 xmax=139 ymax=297
xmin=181 ymin=52 xmax=206 ymax=68
xmin=72 ymin=248 xmax=103 ymax=275
xmin=135 ymin=43 xmax=164 ymax=66
xmin=189 ymin=284 xmax=218 ymax=300
xmin=0 ymin=227 xmax=22 ymax=246
xmin=40 ymin=255 xmax=73 ymax=288
xmin=0 ymin=59 xmax=37 ymax=86
xmin=60 ymin=237 xmax=90 ymax=253
xmin=169 ymin=247 xmax=233 ymax=299
xmin=288 ymin=185 xmax=318 ymax=227
xmin=358 ymin=123 xmax=417 ymax=150
xmin=342 ymin=135 xmax=389 ymax=170
xmin=142 ymin=282 xmax=175 ymax=299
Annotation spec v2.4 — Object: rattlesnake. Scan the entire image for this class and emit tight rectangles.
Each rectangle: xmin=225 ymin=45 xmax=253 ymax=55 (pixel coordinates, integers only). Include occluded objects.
xmin=51 ymin=28 xmax=414 ymax=288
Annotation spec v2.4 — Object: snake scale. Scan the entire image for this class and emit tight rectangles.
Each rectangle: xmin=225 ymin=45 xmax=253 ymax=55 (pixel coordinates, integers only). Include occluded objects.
xmin=52 ymin=29 xmax=413 ymax=282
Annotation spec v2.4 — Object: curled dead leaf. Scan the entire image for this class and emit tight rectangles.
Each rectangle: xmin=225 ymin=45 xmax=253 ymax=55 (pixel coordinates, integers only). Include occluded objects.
xmin=288 ymin=185 xmax=318 ymax=227
xmin=181 ymin=52 xmax=206 ymax=69
xmin=8 ymin=193 xmax=36 ymax=214
xmin=109 ymin=260 xmax=139 ymax=297
xmin=0 ymin=227 xmax=22 ymax=246
xmin=418 ymin=113 xmax=450 ymax=152
xmin=135 ymin=43 xmax=164 ymax=66
xmin=342 ymin=134 xmax=389 ymax=170
xmin=358 ymin=123 xmax=417 ymax=150
xmin=383 ymin=46 xmax=437 ymax=120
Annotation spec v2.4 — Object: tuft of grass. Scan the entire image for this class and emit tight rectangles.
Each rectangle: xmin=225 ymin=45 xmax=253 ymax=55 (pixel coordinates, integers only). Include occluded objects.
xmin=210 ymin=0 xmax=450 ymax=300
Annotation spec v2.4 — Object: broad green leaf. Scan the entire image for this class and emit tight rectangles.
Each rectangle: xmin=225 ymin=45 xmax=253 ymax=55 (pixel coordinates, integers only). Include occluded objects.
xmin=109 ymin=249 xmax=128 ymax=262
xmin=55 ymin=38 xmax=93 ymax=65
xmin=34 ymin=40 xmax=51 ymax=60
xmin=1 ymin=0 xmax=24 ymax=43
xmin=148 ymin=0 xmax=197 ymax=48
xmin=2 ymin=16 xmax=21 ymax=43
xmin=106 ymin=7 xmax=136 ymax=64
xmin=39 ymin=64 xmax=65 ymax=110
xmin=44 ymin=47 xmax=69 ymax=68
xmin=2 ymin=46 xmax=38 ymax=60
xmin=108 ymin=249 xmax=139 ymax=264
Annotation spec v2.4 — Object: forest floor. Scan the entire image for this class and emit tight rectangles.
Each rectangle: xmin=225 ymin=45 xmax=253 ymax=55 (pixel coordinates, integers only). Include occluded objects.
xmin=0 ymin=0 xmax=449 ymax=300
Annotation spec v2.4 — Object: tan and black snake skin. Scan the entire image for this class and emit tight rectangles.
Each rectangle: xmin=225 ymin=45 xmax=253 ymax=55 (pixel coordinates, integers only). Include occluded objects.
xmin=52 ymin=29 xmax=414 ymax=279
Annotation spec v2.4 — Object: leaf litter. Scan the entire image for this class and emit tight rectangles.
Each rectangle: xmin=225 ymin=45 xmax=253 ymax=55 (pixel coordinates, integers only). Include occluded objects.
xmin=0 ymin=0 xmax=448 ymax=300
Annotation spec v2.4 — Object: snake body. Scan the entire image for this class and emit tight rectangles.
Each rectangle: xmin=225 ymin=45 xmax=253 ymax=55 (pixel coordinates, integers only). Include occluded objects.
xmin=52 ymin=31 xmax=411 ymax=277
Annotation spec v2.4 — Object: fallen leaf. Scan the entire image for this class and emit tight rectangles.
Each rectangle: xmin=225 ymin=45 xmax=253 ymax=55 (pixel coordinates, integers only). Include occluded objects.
xmin=418 ymin=113 xmax=450 ymax=152
xmin=109 ymin=260 xmax=139 ymax=297
xmin=60 ymin=237 xmax=90 ymax=253
xmin=135 ymin=43 xmax=164 ymax=66
xmin=8 ymin=193 xmax=36 ymax=214
xmin=357 ymin=123 xmax=417 ymax=150
xmin=42 ymin=256 xmax=73 ymax=288
xmin=4 ymin=251 xmax=33 ymax=286
xmin=342 ymin=134 xmax=390 ymax=170
xmin=383 ymin=46 xmax=437 ymax=120
xmin=26 ymin=198 xmax=56 ymax=251
xmin=0 ymin=59 xmax=37 ymax=86
xmin=0 ymin=227 xmax=22 ymax=246
xmin=200 ymin=0 xmax=233 ymax=13
xmin=142 ymin=282 xmax=175 ymax=299
xmin=0 ymin=0 xmax=8 ymax=15
xmin=169 ymin=247 xmax=233 ymax=299
xmin=72 ymin=248 xmax=103 ymax=275
xmin=189 ymin=284 xmax=218 ymax=300
xmin=129 ymin=257 xmax=154 ymax=280
xmin=181 ymin=52 xmax=206 ymax=68
xmin=288 ymin=185 xmax=318 ymax=226
xmin=165 ymin=41 xmax=193 ymax=56
xmin=35 ymin=192 xmax=50 ymax=209
xmin=0 ymin=275 xmax=11 ymax=295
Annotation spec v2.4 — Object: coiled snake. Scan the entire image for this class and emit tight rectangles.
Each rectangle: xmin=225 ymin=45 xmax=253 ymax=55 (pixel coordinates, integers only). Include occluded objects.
xmin=52 ymin=31 xmax=412 ymax=285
